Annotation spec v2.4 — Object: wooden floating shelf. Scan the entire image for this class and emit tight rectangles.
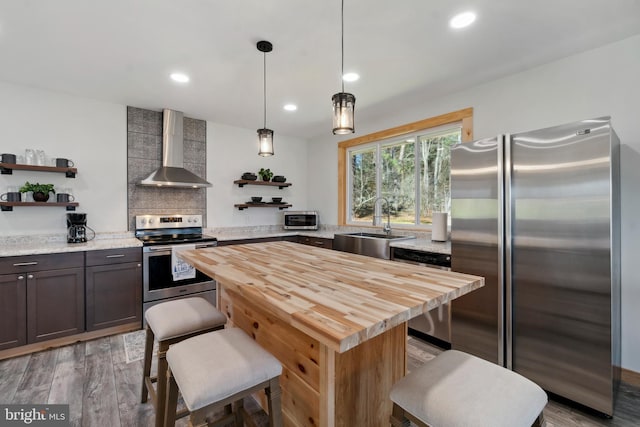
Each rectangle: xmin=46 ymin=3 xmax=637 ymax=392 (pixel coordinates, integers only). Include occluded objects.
xmin=234 ymin=203 xmax=292 ymax=211
xmin=233 ymin=179 xmax=292 ymax=189
xmin=0 ymin=162 xmax=77 ymax=178
xmin=1 ymin=201 xmax=79 ymax=212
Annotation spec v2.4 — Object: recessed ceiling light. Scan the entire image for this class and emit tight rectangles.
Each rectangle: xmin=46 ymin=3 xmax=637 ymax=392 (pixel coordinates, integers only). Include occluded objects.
xmin=170 ymin=73 xmax=190 ymax=83
xmin=283 ymin=104 xmax=298 ymax=111
xmin=343 ymin=72 xmax=360 ymax=82
xmin=449 ymin=11 xmax=476 ymax=29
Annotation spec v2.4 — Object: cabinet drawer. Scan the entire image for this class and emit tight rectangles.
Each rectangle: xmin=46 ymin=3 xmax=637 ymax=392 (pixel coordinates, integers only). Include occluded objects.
xmin=298 ymin=236 xmax=333 ymax=249
xmin=86 ymin=247 xmax=142 ymax=266
xmin=0 ymin=252 xmax=84 ymax=274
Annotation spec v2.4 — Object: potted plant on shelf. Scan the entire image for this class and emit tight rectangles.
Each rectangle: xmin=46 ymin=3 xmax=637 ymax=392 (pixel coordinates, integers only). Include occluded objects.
xmin=19 ymin=182 xmax=55 ymax=202
xmin=258 ymin=168 xmax=273 ymax=182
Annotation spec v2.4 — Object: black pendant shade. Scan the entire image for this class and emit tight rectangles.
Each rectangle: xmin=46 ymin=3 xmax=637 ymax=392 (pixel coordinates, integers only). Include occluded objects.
xmin=257 ymin=127 xmax=274 ymax=156
xmin=332 ymin=92 xmax=356 ymax=135
xmin=257 ymin=40 xmax=274 ymax=156
xmin=332 ymin=0 xmax=355 ymax=135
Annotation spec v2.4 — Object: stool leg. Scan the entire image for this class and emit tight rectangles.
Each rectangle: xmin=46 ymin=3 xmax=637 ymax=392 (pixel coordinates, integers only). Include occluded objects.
xmin=163 ymin=368 xmax=179 ymax=427
xmin=232 ymin=399 xmax=244 ymax=427
xmin=141 ymin=327 xmax=154 ymax=403
xmin=532 ymin=412 xmax=546 ymax=427
xmin=390 ymin=403 xmax=410 ymax=427
xmin=266 ymin=377 xmax=282 ymax=427
xmin=156 ymin=342 xmax=170 ymax=427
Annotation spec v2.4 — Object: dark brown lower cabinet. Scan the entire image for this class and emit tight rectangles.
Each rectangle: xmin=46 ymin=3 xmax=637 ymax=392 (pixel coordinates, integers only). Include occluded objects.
xmin=297 ymin=235 xmax=333 ymax=249
xmin=85 ymin=248 xmax=142 ymax=331
xmin=0 ymin=273 xmax=27 ymax=350
xmin=27 ymin=267 xmax=85 ymax=343
xmin=0 ymin=252 xmax=85 ymax=349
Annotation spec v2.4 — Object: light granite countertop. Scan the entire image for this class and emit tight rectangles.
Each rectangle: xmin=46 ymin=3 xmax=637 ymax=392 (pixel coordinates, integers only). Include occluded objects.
xmin=1 ymin=226 xmax=450 ymax=257
xmin=207 ymin=225 xmax=450 ymax=254
xmin=0 ymin=233 xmax=142 ymax=257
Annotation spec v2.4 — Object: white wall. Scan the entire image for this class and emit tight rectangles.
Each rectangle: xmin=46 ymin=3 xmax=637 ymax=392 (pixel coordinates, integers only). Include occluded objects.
xmin=308 ymin=34 xmax=640 ymax=372
xmin=0 ymin=82 xmax=127 ymax=234
xmin=206 ymin=123 xmax=309 ymax=227
xmin=0 ymin=83 xmax=309 ymax=235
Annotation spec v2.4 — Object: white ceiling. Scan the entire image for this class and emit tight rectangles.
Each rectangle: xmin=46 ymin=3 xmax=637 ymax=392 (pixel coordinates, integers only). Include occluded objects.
xmin=1 ymin=0 xmax=639 ymax=139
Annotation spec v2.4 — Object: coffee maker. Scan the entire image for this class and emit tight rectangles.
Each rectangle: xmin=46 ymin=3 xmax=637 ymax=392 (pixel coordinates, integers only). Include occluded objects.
xmin=67 ymin=213 xmax=90 ymax=243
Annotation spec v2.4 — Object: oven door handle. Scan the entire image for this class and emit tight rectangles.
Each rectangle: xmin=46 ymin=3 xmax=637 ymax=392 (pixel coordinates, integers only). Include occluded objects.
xmin=195 ymin=243 xmax=217 ymax=249
xmin=146 ymin=246 xmax=174 ymax=252
xmin=146 ymin=243 xmax=217 ymax=252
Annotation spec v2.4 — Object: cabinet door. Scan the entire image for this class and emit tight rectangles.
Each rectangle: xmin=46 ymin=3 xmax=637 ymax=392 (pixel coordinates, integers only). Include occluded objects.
xmin=0 ymin=274 xmax=27 ymax=350
xmin=86 ymin=261 xmax=142 ymax=331
xmin=27 ymin=267 xmax=85 ymax=343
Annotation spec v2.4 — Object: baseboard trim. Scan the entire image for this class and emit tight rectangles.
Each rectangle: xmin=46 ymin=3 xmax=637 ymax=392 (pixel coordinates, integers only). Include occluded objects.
xmin=622 ymin=367 xmax=640 ymax=387
xmin=0 ymin=322 xmax=141 ymax=361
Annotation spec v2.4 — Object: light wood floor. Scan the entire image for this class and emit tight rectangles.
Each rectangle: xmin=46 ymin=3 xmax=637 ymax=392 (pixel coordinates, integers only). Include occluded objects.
xmin=0 ymin=333 xmax=638 ymax=426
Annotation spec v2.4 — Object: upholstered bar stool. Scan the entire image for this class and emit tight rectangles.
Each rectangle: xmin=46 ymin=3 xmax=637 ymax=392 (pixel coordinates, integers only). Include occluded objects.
xmin=164 ymin=327 xmax=283 ymax=427
xmin=390 ymin=350 xmax=548 ymax=427
xmin=141 ymin=297 xmax=227 ymax=427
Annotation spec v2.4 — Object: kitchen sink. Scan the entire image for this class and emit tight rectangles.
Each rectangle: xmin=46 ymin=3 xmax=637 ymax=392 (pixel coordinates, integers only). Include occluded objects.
xmin=333 ymin=232 xmax=416 ymax=259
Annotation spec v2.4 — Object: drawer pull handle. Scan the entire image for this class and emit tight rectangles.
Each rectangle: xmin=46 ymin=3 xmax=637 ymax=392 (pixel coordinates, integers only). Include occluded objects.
xmin=27 ymin=274 xmax=34 ymax=279
xmin=13 ymin=261 xmax=38 ymax=266
xmin=106 ymin=254 xmax=125 ymax=258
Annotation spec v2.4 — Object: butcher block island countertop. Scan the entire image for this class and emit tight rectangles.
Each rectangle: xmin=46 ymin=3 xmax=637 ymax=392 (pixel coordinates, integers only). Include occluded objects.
xmin=179 ymin=241 xmax=484 ymax=427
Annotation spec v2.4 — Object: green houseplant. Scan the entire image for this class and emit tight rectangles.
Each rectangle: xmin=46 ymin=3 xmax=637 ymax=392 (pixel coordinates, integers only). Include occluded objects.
xmin=258 ymin=168 xmax=273 ymax=181
xmin=19 ymin=182 xmax=55 ymax=202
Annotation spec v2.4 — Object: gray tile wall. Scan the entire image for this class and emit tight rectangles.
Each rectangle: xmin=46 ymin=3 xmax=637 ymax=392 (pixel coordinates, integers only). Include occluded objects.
xmin=127 ymin=107 xmax=207 ymax=230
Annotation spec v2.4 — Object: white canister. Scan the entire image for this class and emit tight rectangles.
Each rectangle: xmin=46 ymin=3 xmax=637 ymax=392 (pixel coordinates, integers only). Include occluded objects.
xmin=431 ymin=212 xmax=448 ymax=242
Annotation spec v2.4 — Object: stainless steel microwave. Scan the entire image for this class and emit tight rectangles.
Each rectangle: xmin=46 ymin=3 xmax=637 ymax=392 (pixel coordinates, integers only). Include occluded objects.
xmin=284 ymin=211 xmax=319 ymax=230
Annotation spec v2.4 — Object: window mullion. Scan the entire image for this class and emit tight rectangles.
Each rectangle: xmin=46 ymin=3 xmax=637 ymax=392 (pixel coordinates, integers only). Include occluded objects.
xmin=414 ymin=135 xmax=421 ymax=226
xmin=375 ymin=143 xmax=382 ymax=224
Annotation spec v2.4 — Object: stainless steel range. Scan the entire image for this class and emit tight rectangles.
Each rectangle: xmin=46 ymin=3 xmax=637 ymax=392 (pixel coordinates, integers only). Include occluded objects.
xmin=135 ymin=214 xmax=217 ymax=314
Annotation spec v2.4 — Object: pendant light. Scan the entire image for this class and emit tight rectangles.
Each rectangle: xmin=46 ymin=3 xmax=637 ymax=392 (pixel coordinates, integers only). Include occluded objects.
xmin=332 ymin=0 xmax=355 ymax=135
xmin=257 ymin=40 xmax=274 ymax=156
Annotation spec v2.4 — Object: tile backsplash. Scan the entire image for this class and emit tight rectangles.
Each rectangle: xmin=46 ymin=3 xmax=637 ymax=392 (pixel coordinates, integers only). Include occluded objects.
xmin=127 ymin=107 xmax=207 ymax=230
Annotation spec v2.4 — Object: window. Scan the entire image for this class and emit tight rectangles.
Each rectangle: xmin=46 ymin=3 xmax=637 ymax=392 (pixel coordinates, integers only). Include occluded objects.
xmin=347 ymin=127 xmax=460 ymax=226
xmin=338 ymin=108 xmax=473 ymax=228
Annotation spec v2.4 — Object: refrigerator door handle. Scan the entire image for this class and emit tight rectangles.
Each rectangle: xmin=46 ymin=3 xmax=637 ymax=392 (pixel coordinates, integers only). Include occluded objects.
xmin=504 ymin=134 xmax=513 ymax=370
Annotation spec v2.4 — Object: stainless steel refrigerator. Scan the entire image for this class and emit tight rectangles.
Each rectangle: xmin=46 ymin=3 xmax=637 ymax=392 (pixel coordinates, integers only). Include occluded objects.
xmin=450 ymin=117 xmax=621 ymax=416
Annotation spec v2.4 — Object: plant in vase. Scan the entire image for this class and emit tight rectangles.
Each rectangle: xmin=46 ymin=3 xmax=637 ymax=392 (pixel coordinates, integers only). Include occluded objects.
xmin=19 ymin=182 xmax=55 ymax=202
xmin=258 ymin=168 xmax=273 ymax=181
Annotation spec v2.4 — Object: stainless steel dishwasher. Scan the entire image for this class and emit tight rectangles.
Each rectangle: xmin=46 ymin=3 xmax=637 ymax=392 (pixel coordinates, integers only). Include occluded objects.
xmin=391 ymin=247 xmax=452 ymax=348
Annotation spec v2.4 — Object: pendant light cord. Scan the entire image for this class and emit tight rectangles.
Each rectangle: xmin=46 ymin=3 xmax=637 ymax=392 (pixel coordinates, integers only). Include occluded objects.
xmin=263 ymin=51 xmax=267 ymax=129
xmin=341 ymin=0 xmax=345 ymax=93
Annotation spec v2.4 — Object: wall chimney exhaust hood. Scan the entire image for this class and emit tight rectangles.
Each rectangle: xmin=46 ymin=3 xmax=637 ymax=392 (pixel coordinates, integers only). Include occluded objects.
xmin=138 ymin=109 xmax=212 ymax=188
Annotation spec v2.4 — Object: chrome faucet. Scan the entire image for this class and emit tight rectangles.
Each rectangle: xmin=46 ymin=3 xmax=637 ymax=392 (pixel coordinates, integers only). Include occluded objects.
xmin=373 ymin=197 xmax=392 ymax=235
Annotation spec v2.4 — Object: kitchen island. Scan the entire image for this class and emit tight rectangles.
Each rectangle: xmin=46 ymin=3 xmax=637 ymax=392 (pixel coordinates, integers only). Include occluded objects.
xmin=179 ymin=241 xmax=483 ymax=427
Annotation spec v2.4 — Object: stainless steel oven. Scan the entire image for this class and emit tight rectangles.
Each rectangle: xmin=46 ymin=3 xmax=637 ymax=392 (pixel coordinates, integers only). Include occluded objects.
xmin=136 ymin=215 xmax=218 ymax=314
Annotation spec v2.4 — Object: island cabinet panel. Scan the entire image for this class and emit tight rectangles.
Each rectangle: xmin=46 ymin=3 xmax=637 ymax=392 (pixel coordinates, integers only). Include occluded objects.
xmin=26 ymin=267 xmax=85 ymax=343
xmin=330 ymin=323 xmax=406 ymax=426
xmin=219 ymin=286 xmax=321 ymax=426
xmin=0 ymin=274 xmax=27 ymax=350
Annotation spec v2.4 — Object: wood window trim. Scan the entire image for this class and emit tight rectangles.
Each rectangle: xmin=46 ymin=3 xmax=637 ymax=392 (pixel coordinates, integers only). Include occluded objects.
xmin=337 ymin=107 xmax=474 ymax=225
